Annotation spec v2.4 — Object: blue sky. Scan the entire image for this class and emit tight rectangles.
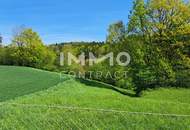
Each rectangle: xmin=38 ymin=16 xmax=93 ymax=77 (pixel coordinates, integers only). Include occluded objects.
xmin=0 ymin=0 xmax=133 ymax=44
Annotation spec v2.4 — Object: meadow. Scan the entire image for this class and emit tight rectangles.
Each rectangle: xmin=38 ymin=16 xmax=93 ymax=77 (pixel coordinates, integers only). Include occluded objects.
xmin=0 ymin=0 xmax=190 ymax=129
xmin=0 ymin=66 xmax=61 ymax=102
xmin=0 ymin=66 xmax=190 ymax=130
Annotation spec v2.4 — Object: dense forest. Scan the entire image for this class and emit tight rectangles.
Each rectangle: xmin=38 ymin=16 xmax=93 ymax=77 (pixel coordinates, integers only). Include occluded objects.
xmin=0 ymin=0 xmax=190 ymax=96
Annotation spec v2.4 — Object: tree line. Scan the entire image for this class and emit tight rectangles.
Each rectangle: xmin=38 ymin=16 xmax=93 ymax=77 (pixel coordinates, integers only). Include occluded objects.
xmin=0 ymin=0 xmax=189 ymax=96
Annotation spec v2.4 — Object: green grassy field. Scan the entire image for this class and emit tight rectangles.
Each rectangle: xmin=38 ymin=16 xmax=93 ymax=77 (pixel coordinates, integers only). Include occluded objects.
xmin=0 ymin=66 xmax=61 ymax=102
xmin=0 ymin=66 xmax=190 ymax=130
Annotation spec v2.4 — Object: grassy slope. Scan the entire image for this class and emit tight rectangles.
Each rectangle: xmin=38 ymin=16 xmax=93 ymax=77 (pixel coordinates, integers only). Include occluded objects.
xmin=1 ymin=81 xmax=190 ymax=129
xmin=0 ymin=66 xmax=190 ymax=129
xmin=0 ymin=66 xmax=61 ymax=102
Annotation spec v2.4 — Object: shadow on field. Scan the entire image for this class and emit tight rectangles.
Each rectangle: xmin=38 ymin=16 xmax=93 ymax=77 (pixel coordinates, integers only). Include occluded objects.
xmin=77 ymin=78 xmax=136 ymax=97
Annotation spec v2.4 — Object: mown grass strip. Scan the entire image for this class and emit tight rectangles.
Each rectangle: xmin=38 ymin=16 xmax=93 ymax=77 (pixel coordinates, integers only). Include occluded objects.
xmin=1 ymin=103 xmax=190 ymax=117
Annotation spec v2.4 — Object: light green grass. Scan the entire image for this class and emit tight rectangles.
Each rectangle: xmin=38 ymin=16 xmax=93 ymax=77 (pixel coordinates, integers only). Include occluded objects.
xmin=143 ymin=88 xmax=190 ymax=104
xmin=0 ymin=66 xmax=190 ymax=130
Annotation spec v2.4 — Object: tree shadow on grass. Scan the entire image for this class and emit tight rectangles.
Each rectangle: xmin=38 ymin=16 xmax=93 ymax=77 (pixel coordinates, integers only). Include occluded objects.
xmin=76 ymin=78 xmax=136 ymax=97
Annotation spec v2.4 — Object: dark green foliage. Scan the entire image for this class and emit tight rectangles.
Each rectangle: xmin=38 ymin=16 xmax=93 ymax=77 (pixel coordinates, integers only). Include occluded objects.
xmin=50 ymin=35 xmax=187 ymax=96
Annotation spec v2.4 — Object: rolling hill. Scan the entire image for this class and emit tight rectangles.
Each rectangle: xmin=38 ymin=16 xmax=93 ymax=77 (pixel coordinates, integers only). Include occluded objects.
xmin=0 ymin=66 xmax=61 ymax=102
xmin=0 ymin=66 xmax=190 ymax=130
